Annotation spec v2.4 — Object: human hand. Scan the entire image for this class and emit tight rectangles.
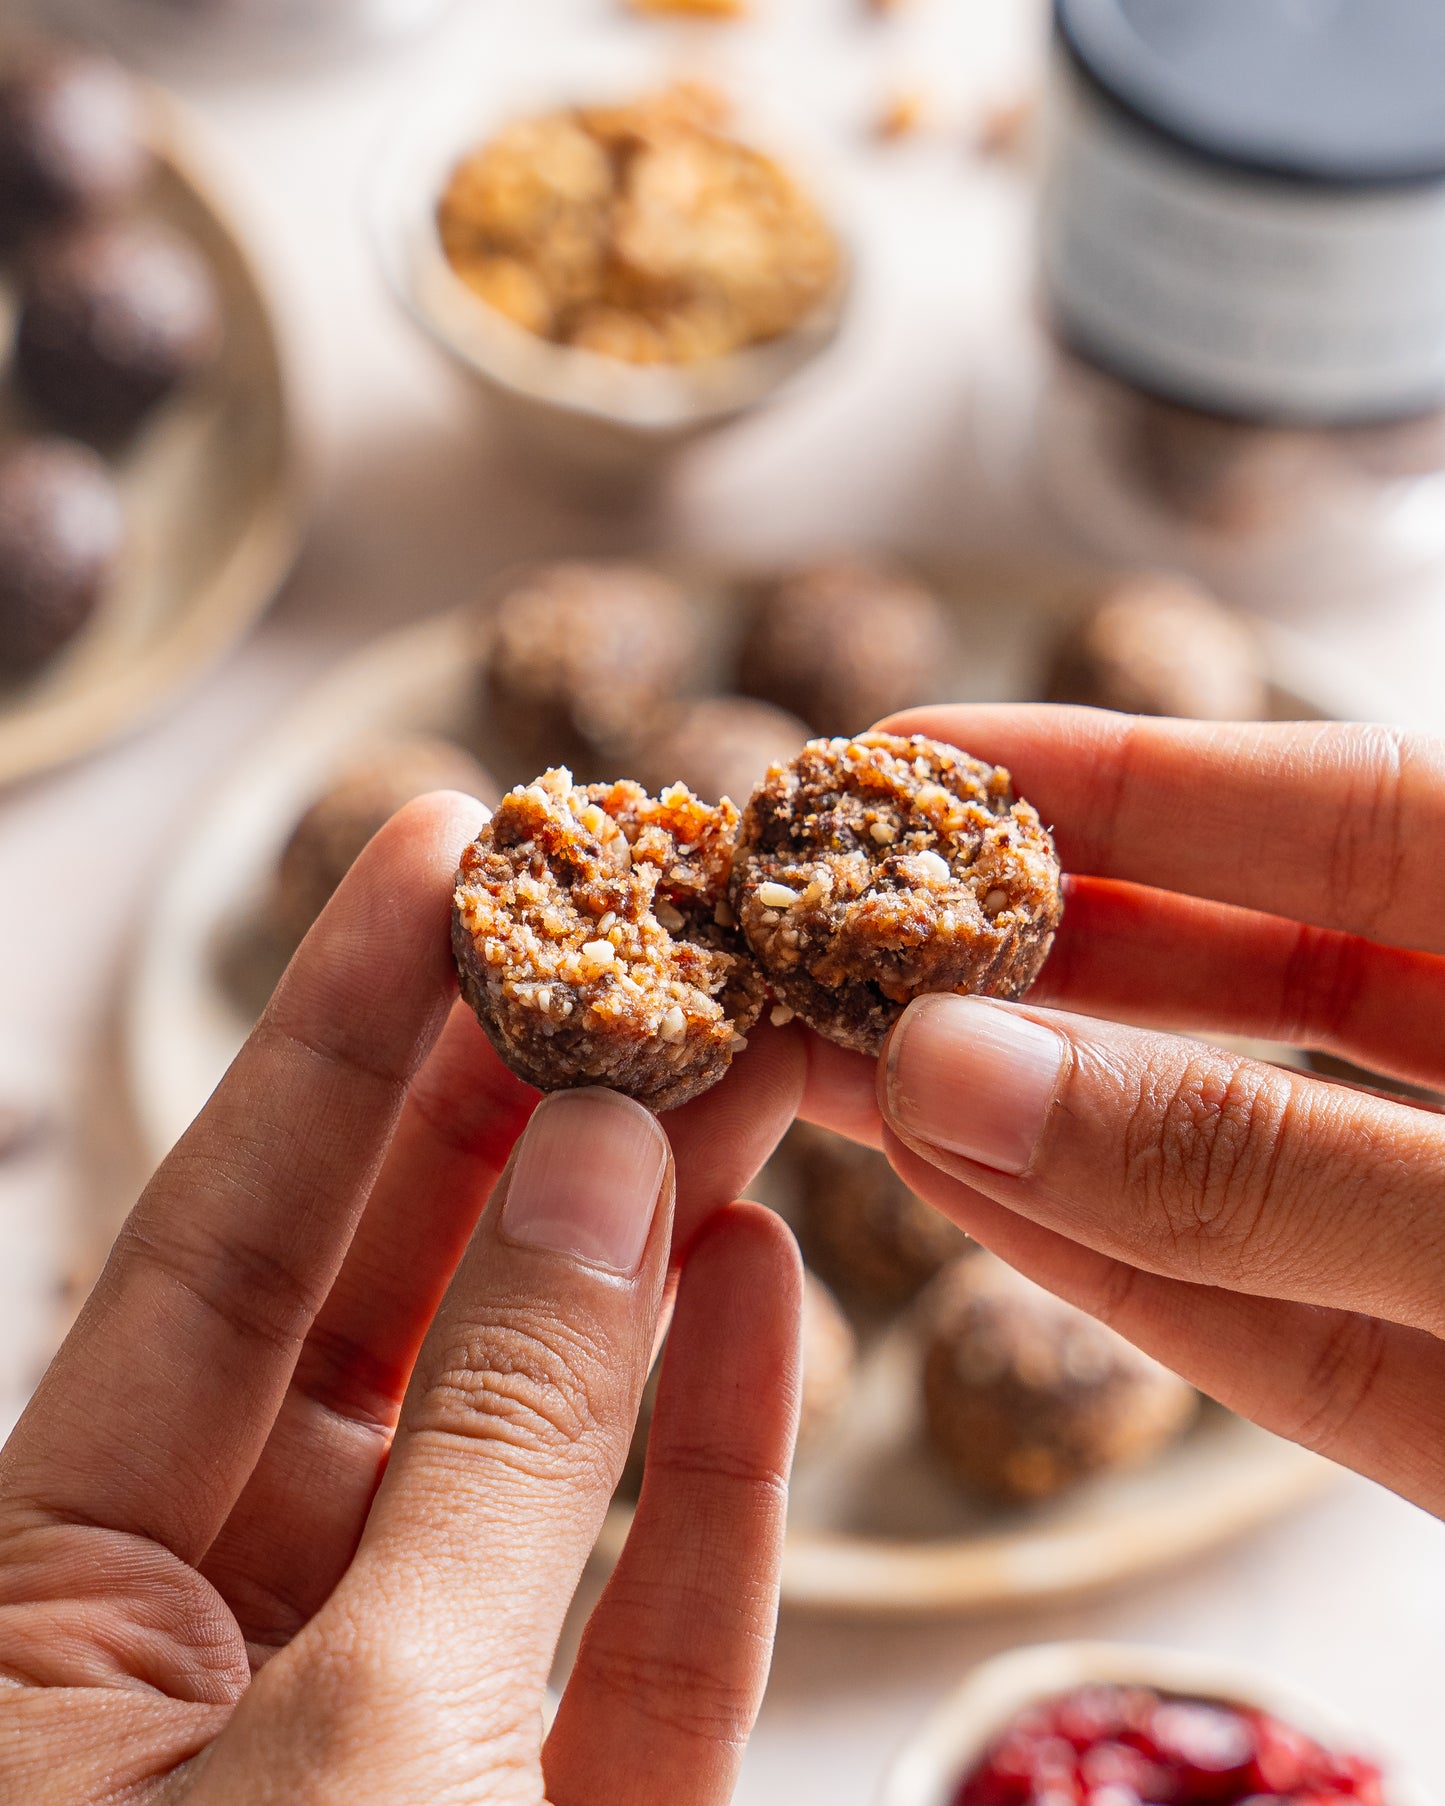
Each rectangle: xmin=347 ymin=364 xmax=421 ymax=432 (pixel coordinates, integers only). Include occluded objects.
xmin=803 ymin=707 xmax=1445 ymax=1517
xmin=0 ymin=792 xmax=806 ymax=1803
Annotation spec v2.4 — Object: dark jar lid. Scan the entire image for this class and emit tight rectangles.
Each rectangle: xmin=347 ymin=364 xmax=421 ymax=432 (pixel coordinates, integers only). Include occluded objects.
xmin=1055 ymin=0 xmax=1445 ymax=188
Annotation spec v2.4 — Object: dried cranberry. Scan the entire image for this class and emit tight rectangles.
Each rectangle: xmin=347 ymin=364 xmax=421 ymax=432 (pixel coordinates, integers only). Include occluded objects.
xmin=952 ymin=1687 xmax=1381 ymax=1806
xmin=1054 ymin=1688 xmax=1157 ymax=1750
xmin=958 ymin=1732 xmax=1079 ymax=1806
xmin=1144 ymin=1701 xmax=1256 ymax=1796
xmin=1081 ymin=1739 xmax=1174 ymax=1801
xmin=1247 ymin=1713 xmax=1319 ymax=1792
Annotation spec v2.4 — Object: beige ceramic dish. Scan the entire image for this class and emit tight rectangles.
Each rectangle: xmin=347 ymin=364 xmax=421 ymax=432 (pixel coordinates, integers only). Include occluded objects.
xmin=879 ymin=1640 xmax=1433 ymax=1806
xmin=124 ymin=560 xmax=1388 ymax=1614
xmin=369 ymin=50 xmax=851 ymax=485
xmin=0 ymin=89 xmax=304 ymax=788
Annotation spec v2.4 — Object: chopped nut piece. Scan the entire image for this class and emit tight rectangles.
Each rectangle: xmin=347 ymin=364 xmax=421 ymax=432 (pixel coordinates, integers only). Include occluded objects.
xmin=757 ymin=880 xmax=802 ymax=907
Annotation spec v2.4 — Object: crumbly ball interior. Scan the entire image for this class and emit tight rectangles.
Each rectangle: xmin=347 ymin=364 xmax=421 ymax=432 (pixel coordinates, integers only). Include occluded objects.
xmin=730 ymin=732 xmax=1063 ymax=1054
xmin=453 ymin=768 xmax=762 ymax=1111
xmin=922 ymin=1254 xmax=1198 ymax=1503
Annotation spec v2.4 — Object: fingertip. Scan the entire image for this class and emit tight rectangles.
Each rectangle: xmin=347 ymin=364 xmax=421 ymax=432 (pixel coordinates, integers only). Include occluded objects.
xmin=687 ymin=1197 xmax=803 ymax=1295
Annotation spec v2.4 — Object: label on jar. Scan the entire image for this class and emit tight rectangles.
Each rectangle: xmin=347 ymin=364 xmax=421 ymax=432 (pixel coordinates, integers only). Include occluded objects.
xmin=1041 ymin=52 xmax=1445 ymax=423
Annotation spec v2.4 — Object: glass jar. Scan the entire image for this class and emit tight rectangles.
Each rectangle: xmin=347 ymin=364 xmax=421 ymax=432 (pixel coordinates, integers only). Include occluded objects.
xmin=1024 ymin=0 xmax=1445 ymax=612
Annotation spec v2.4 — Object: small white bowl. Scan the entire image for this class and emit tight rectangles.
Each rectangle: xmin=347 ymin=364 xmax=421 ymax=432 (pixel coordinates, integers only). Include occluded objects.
xmin=880 ymin=1641 xmax=1434 ymax=1806
xmin=369 ymin=45 xmax=852 ymax=487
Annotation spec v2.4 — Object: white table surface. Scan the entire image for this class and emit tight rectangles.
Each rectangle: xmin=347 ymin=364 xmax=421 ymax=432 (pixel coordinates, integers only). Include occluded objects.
xmin=5 ymin=0 xmax=1445 ymax=1798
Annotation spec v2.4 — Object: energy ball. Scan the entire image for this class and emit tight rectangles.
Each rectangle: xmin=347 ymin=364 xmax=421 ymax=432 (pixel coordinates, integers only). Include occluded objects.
xmin=785 ymin=1122 xmax=970 ymax=1308
xmin=730 ymin=733 xmax=1062 ymax=1054
xmin=274 ymin=736 xmax=500 ymax=949
xmin=0 ymin=436 xmax=123 ymax=682
xmin=482 ymin=562 xmax=700 ymax=778
xmin=736 ymin=559 xmax=954 ymax=737
xmin=0 ymin=46 xmax=150 ymax=249
xmin=628 ymin=694 xmax=809 ymax=806
xmin=453 ymin=768 xmax=764 ymax=1112
xmin=922 ymin=1254 xmax=1198 ymax=1504
xmin=1045 ymin=573 xmax=1268 ymax=720
xmin=13 ymin=220 xmax=223 ymax=441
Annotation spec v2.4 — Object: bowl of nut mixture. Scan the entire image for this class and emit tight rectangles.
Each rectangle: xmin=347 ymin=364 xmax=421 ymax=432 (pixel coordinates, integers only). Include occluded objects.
xmin=371 ymin=56 xmax=852 ymax=485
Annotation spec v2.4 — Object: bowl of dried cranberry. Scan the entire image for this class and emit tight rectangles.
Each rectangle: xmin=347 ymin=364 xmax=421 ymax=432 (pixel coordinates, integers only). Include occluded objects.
xmin=879 ymin=1642 xmax=1431 ymax=1806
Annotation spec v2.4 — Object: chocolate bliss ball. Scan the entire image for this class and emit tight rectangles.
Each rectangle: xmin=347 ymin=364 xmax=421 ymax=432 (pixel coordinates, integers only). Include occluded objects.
xmin=0 ymin=436 xmax=124 ymax=681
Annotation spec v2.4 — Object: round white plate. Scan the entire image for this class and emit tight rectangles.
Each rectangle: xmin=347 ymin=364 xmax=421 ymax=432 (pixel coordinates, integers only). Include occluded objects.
xmin=125 ymin=562 xmax=1388 ymax=1613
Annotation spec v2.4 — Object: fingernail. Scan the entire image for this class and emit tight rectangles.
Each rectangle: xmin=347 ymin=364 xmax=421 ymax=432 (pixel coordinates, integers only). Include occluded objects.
xmin=500 ymin=1089 xmax=670 ymax=1275
xmin=885 ymin=995 xmax=1067 ymax=1175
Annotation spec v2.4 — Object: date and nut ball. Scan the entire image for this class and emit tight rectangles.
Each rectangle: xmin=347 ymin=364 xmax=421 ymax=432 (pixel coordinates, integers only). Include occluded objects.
xmin=0 ymin=436 xmax=124 ymax=682
xmin=922 ymin=1253 xmax=1198 ymax=1504
xmin=736 ymin=559 xmax=954 ymax=738
xmin=0 ymin=45 xmax=150 ymax=250
xmin=1044 ymin=572 xmax=1269 ymax=720
xmin=13 ymin=219 xmax=223 ymax=441
xmin=627 ymin=694 xmax=809 ymax=806
xmin=453 ymin=768 xmax=764 ymax=1112
xmin=481 ymin=562 xmax=701 ymax=779
xmin=784 ymin=1122 xmax=970 ymax=1309
xmin=274 ymin=736 xmax=499 ymax=949
xmin=730 ymin=733 xmax=1063 ymax=1054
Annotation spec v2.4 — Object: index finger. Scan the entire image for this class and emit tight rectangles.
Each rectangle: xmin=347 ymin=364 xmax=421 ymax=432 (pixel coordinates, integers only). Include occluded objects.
xmin=886 ymin=707 xmax=1445 ymax=955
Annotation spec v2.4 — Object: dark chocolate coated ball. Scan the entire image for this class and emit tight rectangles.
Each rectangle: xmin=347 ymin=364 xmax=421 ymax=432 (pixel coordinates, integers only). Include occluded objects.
xmin=0 ymin=46 xmax=150 ymax=248
xmin=14 ymin=220 xmax=223 ymax=441
xmin=0 ymin=436 xmax=124 ymax=681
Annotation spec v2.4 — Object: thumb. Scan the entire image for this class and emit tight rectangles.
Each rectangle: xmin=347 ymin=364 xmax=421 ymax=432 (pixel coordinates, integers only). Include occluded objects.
xmin=283 ymin=1088 xmax=672 ymax=1799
